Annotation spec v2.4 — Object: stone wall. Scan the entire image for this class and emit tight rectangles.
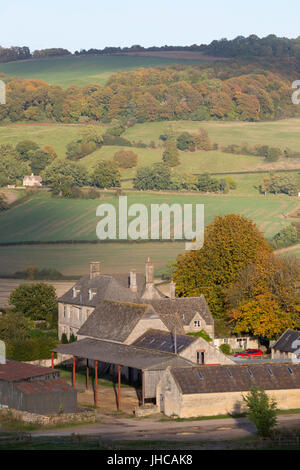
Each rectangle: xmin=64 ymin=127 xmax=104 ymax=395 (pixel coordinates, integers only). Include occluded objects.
xmin=58 ymin=303 xmax=95 ymax=340
xmin=0 ymin=407 xmax=96 ymax=426
xmin=180 ymin=337 xmax=234 ymax=365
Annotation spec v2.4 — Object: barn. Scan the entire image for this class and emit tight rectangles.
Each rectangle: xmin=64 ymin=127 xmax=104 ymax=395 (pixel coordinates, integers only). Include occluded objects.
xmin=0 ymin=360 xmax=77 ymax=414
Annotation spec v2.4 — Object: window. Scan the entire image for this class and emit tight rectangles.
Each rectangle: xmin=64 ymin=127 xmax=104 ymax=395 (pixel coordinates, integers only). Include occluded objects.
xmin=223 ymin=338 xmax=228 ymax=344
xmin=288 ymin=367 xmax=294 ymax=375
xmin=248 ymin=368 xmax=254 ymax=378
xmin=63 ymin=305 xmax=67 ymax=318
xmin=198 ymin=371 xmax=204 ymax=380
xmin=267 ymin=368 xmax=273 ymax=376
xmin=166 ymin=378 xmax=171 ymax=392
xmin=226 ymin=369 xmax=233 ymax=378
xmin=194 ymin=320 xmax=201 ymax=328
xmin=72 ymin=287 xmax=77 ymax=298
xmin=197 ymin=351 xmax=205 ymax=365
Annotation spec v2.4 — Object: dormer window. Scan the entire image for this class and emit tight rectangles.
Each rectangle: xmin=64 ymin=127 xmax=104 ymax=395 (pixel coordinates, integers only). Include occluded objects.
xmin=194 ymin=320 xmax=201 ymax=328
xmin=89 ymin=289 xmax=97 ymax=301
xmin=72 ymin=287 xmax=77 ymax=298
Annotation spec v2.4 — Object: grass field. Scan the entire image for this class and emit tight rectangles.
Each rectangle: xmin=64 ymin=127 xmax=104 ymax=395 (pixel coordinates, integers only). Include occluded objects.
xmin=0 ymin=55 xmax=206 ymax=88
xmin=0 ymin=190 xmax=299 ymax=275
xmin=124 ymin=119 xmax=300 ymax=152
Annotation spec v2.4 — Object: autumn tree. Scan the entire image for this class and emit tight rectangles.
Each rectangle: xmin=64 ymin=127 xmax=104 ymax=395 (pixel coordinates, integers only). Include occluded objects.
xmin=162 ymin=138 xmax=180 ymax=167
xmin=113 ymin=150 xmax=138 ymax=168
xmin=173 ymin=214 xmax=272 ymax=317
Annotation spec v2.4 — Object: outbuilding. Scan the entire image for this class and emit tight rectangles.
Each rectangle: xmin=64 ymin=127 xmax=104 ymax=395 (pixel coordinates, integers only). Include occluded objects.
xmin=157 ymin=363 xmax=300 ymax=418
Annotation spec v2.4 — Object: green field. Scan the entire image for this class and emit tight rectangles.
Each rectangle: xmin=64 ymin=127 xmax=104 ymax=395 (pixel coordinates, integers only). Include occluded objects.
xmin=0 ymin=55 xmax=205 ymax=88
xmin=124 ymin=119 xmax=300 ymax=152
xmin=0 ymin=190 xmax=299 ymax=275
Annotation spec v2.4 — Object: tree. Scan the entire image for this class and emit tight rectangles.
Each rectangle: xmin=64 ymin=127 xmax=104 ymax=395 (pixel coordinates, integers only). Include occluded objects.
xmin=113 ymin=150 xmax=138 ymax=168
xmin=133 ymin=163 xmax=172 ymax=190
xmin=29 ymin=149 xmax=53 ymax=174
xmin=173 ymin=214 xmax=272 ymax=317
xmin=91 ymin=160 xmax=121 ymax=188
xmin=15 ymin=140 xmax=39 ymax=161
xmin=0 ymin=311 xmax=33 ymax=342
xmin=243 ymin=388 xmax=278 ymax=437
xmin=176 ymin=132 xmax=195 ymax=151
xmin=9 ymin=282 xmax=58 ymax=322
xmin=42 ymin=160 xmax=88 ymax=191
xmin=0 ymin=193 xmax=8 ymax=211
xmin=0 ymin=144 xmax=30 ymax=186
xmin=162 ymin=139 xmax=180 ymax=167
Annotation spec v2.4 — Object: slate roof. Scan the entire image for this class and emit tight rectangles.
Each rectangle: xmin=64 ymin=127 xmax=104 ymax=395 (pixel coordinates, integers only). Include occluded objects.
xmin=53 ymin=338 xmax=193 ymax=371
xmin=58 ymin=273 xmax=163 ymax=307
xmin=0 ymin=360 xmax=58 ymax=382
xmin=133 ymin=329 xmax=196 ymax=354
xmin=159 ymin=312 xmax=185 ymax=335
xmin=273 ymin=329 xmax=300 ymax=353
xmin=145 ymin=295 xmax=214 ymax=326
xmin=170 ymin=364 xmax=300 ymax=395
xmin=77 ymin=300 xmax=154 ymax=342
xmin=14 ymin=379 xmax=73 ymax=395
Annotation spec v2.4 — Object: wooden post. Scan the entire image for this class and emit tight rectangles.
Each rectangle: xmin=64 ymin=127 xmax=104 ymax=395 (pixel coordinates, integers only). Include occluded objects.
xmin=94 ymin=360 xmax=98 ymax=407
xmin=142 ymin=371 xmax=145 ymax=406
xmin=118 ymin=365 xmax=122 ymax=411
xmin=72 ymin=356 xmax=76 ymax=388
xmin=51 ymin=351 xmax=54 ymax=369
xmin=86 ymin=359 xmax=89 ymax=390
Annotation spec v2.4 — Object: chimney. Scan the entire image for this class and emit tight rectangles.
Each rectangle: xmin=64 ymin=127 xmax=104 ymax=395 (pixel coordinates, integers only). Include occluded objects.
xmin=0 ymin=340 xmax=6 ymax=364
xmin=130 ymin=269 xmax=137 ymax=293
xmin=90 ymin=261 xmax=100 ymax=280
xmin=170 ymin=280 xmax=176 ymax=299
xmin=145 ymin=257 xmax=154 ymax=285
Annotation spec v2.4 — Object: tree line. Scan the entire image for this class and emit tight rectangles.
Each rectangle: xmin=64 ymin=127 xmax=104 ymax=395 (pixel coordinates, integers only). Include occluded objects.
xmin=0 ymin=61 xmax=299 ymax=124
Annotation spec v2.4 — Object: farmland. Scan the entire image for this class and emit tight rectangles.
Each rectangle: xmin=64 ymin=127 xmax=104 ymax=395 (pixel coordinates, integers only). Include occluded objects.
xmin=0 ymin=190 xmax=299 ymax=276
xmin=0 ymin=54 xmax=207 ymax=88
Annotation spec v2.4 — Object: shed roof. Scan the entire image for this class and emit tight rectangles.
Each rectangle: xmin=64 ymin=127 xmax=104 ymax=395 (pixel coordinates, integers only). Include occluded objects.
xmin=273 ymin=329 xmax=300 ymax=353
xmin=14 ymin=379 xmax=73 ymax=395
xmin=0 ymin=360 xmax=57 ymax=382
xmin=170 ymin=363 xmax=300 ymax=395
xmin=53 ymin=338 xmax=193 ymax=371
xmin=133 ymin=329 xmax=196 ymax=354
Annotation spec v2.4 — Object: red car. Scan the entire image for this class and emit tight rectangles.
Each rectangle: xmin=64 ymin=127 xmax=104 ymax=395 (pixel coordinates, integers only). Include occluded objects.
xmin=234 ymin=349 xmax=263 ymax=358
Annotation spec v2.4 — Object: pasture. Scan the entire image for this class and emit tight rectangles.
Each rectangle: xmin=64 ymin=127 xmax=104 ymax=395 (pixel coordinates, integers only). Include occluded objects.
xmin=124 ymin=119 xmax=300 ymax=153
xmin=0 ymin=54 xmax=206 ymax=88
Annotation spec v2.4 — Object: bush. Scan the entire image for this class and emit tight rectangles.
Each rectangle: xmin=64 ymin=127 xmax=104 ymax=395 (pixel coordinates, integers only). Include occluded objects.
xmin=243 ymin=387 xmax=278 ymax=437
xmin=219 ymin=343 xmax=231 ymax=355
xmin=61 ymin=333 xmax=68 ymax=344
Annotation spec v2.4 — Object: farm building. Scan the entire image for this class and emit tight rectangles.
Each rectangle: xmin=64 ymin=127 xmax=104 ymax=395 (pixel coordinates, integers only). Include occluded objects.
xmin=22 ymin=174 xmax=42 ymax=187
xmin=0 ymin=359 xmax=77 ymax=414
xmin=271 ymin=329 xmax=300 ymax=361
xmin=58 ymin=260 xmax=215 ymax=341
xmin=157 ymin=363 xmax=300 ymax=418
xmin=132 ymin=329 xmax=233 ymax=365
xmin=53 ymin=337 xmax=193 ymax=405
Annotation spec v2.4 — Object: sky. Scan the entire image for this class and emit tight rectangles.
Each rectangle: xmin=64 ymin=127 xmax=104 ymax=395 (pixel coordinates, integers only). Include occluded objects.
xmin=1 ymin=0 xmax=300 ymax=52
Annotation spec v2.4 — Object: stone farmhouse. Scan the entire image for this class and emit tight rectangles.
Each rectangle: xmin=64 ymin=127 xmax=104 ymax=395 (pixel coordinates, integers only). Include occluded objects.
xmin=22 ymin=174 xmax=42 ymax=187
xmin=271 ymin=329 xmax=300 ymax=361
xmin=58 ymin=260 xmax=215 ymax=343
xmin=157 ymin=363 xmax=300 ymax=418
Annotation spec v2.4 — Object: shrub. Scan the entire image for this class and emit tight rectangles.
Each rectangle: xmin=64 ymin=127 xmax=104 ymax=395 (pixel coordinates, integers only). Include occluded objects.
xmin=219 ymin=343 xmax=231 ymax=355
xmin=243 ymin=387 xmax=278 ymax=437
xmin=61 ymin=333 xmax=68 ymax=344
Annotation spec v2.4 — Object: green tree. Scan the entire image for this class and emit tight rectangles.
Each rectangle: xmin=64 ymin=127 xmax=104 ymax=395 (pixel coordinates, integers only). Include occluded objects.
xmin=15 ymin=140 xmax=40 ymax=161
xmin=162 ymin=139 xmax=180 ymax=167
xmin=42 ymin=160 xmax=88 ymax=190
xmin=9 ymin=282 xmax=58 ymax=322
xmin=91 ymin=160 xmax=121 ymax=188
xmin=0 ymin=311 xmax=33 ymax=342
xmin=0 ymin=193 xmax=8 ymax=211
xmin=29 ymin=149 xmax=53 ymax=174
xmin=243 ymin=388 xmax=278 ymax=437
xmin=133 ymin=163 xmax=172 ymax=190
xmin=177 ymin=132 xmax=195 ymax=151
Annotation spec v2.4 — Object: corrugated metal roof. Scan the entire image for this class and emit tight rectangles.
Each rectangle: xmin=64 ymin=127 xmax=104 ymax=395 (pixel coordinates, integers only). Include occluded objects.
xmin=133 ymin=329 xmax=196 ymax=354
xmin=14 ymin=379 xmax=73 ymax=394
xmin=53 ymin=338 xmax=193 ymax=371
xmin=0 ymin=360 xmax=57 ymax=382
xmin=171 ymin=364 xmax=300 ymax=395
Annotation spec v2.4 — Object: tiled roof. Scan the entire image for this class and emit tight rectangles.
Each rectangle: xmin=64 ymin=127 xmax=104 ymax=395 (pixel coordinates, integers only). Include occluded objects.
xmin=53 ymin=338 xmax=193 ymax=371
xmin=145 ymin=295 xmax=214 ymax=326
xmin=273 ymin=329 xmax=300 ymax=353
xmin=171 ymin=363 xmax=300 ymax=394
xmin=0 ymin=360 xmax=58 ymax=382
xmin=14 ymin=379 xmax=73 ymax=394
xmin=133 ymin=329 xmax=196 ymax=354
xmin=58 ymin=273 xmax=163 ymax=306
xmin=77 ymin=300 xmax=153 ymax=342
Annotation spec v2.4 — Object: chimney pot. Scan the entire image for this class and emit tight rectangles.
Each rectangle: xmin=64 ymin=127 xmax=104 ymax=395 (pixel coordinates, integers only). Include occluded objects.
xmin=170 ymin=280 xmax=176 ymax=299
xmin=145 ymin=258 xmax=154 ymax=284
xmin=130 ymin=269 xmax=137 ymax=293
xmin=90 ymin=261 xmax=100 ymax=280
